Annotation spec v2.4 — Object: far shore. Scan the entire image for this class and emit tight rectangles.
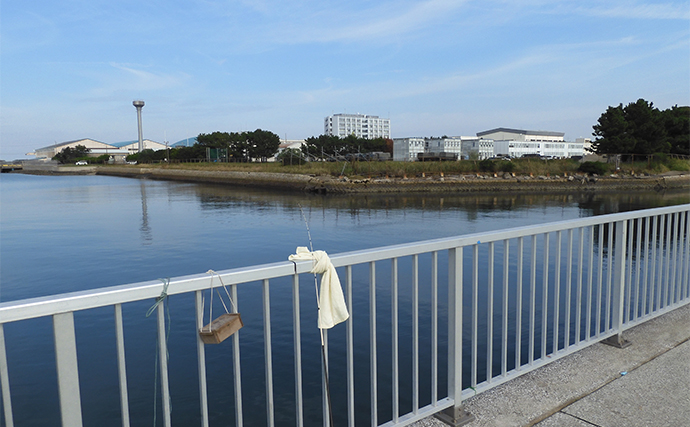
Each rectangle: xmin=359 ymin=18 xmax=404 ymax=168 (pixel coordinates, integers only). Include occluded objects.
xmin=14 ymin=163 xmax=690 ymax=195
xmin=91 ymin=165 xmax=690 ymax=194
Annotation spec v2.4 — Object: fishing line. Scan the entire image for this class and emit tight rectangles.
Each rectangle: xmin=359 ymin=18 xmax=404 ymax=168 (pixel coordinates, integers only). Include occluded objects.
xmin=297 ymin=203 xmax=335 ymax=427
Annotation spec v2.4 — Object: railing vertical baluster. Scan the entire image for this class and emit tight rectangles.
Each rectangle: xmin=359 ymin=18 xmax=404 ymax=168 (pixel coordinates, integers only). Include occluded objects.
xmin=501 ymin=240 xmax=509 ymax=377
xmin=0 ymin=324 xmax=14 ymax=427
xmin=660 ymin=214 xmax=669 ymax=309
xmin=156 ymin=303 xmax=171 ymax=427
xmin=565 ymin=229 xmax=573 ymax=350
xmin=346 ymin=266 xmax=354 ymax=427
xmin=487 ymin=242 xmax=494 ymax=383
xmin=596 ymin=224 xmax=604 ymax=336
xmin=53 ymin=312 xmax=83 ymax=427
xmin=231 ymin=285 xmax=243 ymax=427
xmin=654 ymin=215 xmax=663 ymax=312
xmin=541 ymin=233 xmax=550 ymax=360
xmin=369 ymin=261 xmax=377 ymax=427
xmin=263 ymin=279 xmax=275 ymax=427
xmin=322 ymin=327 xmax=329 ymax=427
xmin=471 ymin=245 xmax=478 ymax=386
xmin=673 ymin=213 xmax=685 ymax=304
xmin=605 ymin=223 xmax=614 ymax=331
xmin=114 ymin=304 xmax=131 ymax=427
xmin=585 ymin=226 xmax=594 ymax=341
xmin=391 ymin=258 xmax=399 ymax=423
xmin=634 ymin=218 xmax=643 ymax=320
xmin=643 ymin=216 xmax=652 ymax=316
xmin=670 ymin=213 xmax=680 ymax=305
xmin=194 ymin=293 xmax=209 ymax=427
xmin=553 ymin=231 xmax=562 ymax=354
xmin=678 ymin=212 xmax=690 ymax=301
xmin=676 ymin=212 xmax=685 ymax=303
xmin=529 ymin=235 xmax=537 ymax=365
xmin=681 ymin=212 xmax=690 ymax=299
xmin=412 ymin=254 xmax=419 ymax=414
xmin=431 ymin=251 xmax=438 ymax=405
xmin=625 ymin=219 xmax=634 ymax=322
xmin=515 ymin=237 xmax=524 ymax=371
xmin=575 ymin=227 xmax=584 ymax=345
xmin=434 ymin=247 xmax=473 ymax=425
xmin=292 ymin=274 xmax=304 ymax=427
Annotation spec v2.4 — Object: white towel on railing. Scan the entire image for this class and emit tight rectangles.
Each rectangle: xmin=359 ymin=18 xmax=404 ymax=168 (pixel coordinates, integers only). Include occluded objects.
xmin=289 ymin=247 xmax=349 ymax=329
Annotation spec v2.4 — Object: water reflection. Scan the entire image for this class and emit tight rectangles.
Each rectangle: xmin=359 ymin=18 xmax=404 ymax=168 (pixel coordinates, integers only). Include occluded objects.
xmin=139 ymin=181 xmax=152 ymax=244
xmin=185 ymin=183 xmax=689 ymax=219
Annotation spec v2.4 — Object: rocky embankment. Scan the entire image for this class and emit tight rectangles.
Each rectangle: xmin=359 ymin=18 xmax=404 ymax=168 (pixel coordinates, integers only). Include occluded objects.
xmin=95 ymin=166 xmax=690 ymax=194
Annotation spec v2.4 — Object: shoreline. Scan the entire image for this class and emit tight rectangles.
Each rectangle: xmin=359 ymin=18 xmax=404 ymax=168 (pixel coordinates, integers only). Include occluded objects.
xmin=89 ymin=166 xmax=690 ymax=194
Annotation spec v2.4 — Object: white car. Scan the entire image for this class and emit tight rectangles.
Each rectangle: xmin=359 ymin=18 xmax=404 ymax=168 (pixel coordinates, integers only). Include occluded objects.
xmin=75 ymin=160 xmax=88 ymax=165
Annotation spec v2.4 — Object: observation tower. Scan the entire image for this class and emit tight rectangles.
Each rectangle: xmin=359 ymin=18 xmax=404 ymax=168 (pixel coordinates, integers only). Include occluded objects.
xmin=133 ymin=100 xmax=145 ymax=152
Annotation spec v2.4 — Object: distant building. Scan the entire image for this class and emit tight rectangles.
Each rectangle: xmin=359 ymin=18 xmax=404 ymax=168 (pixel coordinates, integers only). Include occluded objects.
xmin=394 ymin=136 xmax=487 ymax=161
xmin=393 ymin=137 xmax=426 ymax=161
xmin=477 ymin=128 xmax=583 ymax=158
xmin=460 ymin=138 xmax=493 ymax=160
xmin=111 ymin=139 xmax=167 ymax=155
xmin=33 ymin=138 xmax=124 ymax=159
xmin=170 ymin=137 xmax=198 ymax=147
xmin=271 ymin=139 xmax=306 ymax=162
xmin=324 ymin=113 xmax=390 ymax=139
xmin=425 ymin=136 xmax=471 ymax=158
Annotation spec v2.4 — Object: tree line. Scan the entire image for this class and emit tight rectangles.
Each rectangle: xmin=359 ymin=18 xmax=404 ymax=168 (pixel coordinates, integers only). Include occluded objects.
xmin=591 ymin=99 xmax=689 ymax=156
xmin=300 ymin=134 xmax=392 ymax=160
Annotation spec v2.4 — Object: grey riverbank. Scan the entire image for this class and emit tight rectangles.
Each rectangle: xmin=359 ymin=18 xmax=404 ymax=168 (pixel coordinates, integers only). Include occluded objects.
xmin=94 ymin=166 xmax=689 ymax=195
xmin=15 ymin=163 xmax=690 ymax=194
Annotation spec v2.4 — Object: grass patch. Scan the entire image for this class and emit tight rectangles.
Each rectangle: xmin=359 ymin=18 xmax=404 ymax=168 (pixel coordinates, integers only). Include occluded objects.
xmin=109 ymin=157 xmax=690 ymax=177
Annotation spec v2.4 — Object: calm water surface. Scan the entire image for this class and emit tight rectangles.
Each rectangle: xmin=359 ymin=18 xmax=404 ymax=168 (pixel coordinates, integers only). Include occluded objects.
xmin=1 ymin=173 xmax=688 ymax=426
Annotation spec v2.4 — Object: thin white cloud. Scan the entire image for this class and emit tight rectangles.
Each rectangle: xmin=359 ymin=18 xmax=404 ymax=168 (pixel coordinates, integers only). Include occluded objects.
xmin=237 ymin=0 xmax=470 ymax=46
xmin=573 ymin=2 xmax=690 ymax=20
xmin=108 ymin=63 xmax=190 ymax=91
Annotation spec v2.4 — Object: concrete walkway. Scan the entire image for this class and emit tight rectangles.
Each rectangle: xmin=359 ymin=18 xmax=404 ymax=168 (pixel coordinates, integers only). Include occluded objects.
xmin=414 ymin=303 xmax=690 ymax=427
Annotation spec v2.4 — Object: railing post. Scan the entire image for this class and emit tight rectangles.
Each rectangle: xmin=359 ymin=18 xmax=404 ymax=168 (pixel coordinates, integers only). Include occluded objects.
xmin=435 ymin=247 xmax=474 ymax=426
xmin=0 ymin=324 xmax=14 ymax=427
xmin=53 ymin=312 xmax=83 ymax=427
xmin=603 ymin=220 xmax=632 ymax=348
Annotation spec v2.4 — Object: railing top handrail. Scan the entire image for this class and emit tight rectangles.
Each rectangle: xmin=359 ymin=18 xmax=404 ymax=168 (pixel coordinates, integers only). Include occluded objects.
xmin=1 ymin=203 xmax=688 ymax=324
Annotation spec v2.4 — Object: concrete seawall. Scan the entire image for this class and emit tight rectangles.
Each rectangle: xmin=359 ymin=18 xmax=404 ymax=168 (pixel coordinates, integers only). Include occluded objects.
xmin=95 ymin=166 xmax=690 ymax=194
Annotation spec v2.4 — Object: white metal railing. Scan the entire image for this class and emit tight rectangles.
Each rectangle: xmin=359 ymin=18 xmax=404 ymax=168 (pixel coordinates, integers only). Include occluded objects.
xmin=1 ymin=204 xmax=689 ymax=426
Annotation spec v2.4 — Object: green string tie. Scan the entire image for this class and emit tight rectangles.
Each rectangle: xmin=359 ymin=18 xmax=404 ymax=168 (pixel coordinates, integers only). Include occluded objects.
xmin=146 ymin=278 xmax=170 ymax=317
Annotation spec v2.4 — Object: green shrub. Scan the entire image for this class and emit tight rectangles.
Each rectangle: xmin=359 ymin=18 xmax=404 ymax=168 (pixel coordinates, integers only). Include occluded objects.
xmin=499 ymin=161 xmax=515 ymax=173
xmin=667 ymin=158 xmax=690 ymax=171
xmin=478 ymin=159 xmax=495 ymax=172
xmin=578 ymin=161 xmax=609 ymax=175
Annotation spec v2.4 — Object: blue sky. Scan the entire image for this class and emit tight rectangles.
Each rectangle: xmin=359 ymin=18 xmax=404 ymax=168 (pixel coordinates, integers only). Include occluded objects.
xmin=1 ymin=0 xmax=688 ymax=159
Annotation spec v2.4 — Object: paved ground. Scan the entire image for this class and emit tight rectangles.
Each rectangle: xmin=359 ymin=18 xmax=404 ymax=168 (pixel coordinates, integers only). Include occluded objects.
xmin=413 ymin=303 xmax=690 ymax=427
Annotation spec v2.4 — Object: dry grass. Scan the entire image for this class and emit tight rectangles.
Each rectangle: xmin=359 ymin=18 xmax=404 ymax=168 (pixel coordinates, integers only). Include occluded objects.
xmin=120 ymin=157 xmax=689 ymax=177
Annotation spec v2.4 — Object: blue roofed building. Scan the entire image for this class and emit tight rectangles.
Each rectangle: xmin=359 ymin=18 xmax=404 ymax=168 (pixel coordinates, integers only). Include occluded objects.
xmin=170 ymin=137 xmax=198 ymax=147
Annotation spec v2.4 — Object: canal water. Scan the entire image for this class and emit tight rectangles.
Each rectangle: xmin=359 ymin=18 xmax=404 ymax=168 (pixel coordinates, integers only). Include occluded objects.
xmin=1 ymin=173 xmax=688 ymax=426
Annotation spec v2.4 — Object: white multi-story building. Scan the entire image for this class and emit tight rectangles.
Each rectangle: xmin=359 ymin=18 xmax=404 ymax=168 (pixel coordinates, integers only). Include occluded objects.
xmin=477 ymin=128 xmax=584 ymax=158
xmin=425 ymin=137 xmax=464 ymax=157
xmin=460 ymin=138 xmax=494 ymax=160
xmin=392 ymin=137 xmax=426 ymax=161
xmin=324 ymin=113 xmax=391 ymax=139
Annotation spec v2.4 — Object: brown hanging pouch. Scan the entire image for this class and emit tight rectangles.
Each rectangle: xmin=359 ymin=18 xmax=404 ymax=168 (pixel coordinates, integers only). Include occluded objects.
xmin=199 ymin=270 xmax=243 ymax=344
